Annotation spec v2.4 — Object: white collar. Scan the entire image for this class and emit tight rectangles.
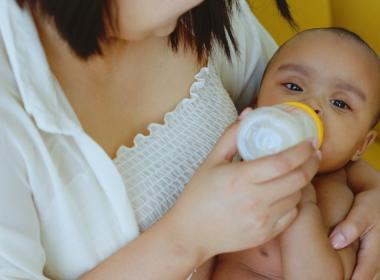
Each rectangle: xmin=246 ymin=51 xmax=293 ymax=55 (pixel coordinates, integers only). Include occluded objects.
xmin=0 ymin=0 xmax=81 ymax=135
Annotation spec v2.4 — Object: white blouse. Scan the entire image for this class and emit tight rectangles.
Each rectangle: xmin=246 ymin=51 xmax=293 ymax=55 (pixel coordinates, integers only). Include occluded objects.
xmin=114 ymin=61 xmax=238 ymax=232
xmin=0 ymin=0 xmax=277 ymax=279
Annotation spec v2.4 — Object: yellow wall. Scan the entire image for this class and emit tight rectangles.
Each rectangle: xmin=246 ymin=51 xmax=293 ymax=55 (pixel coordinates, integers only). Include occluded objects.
xmin=331 ymin=0 xmax=380 ymax=56
xmin=249 ymin=0 xmax=380 ymax=170
xmin=365 ymin=142 xmax=380 ymax=171
xmin=249 ymin=0 xmax=332 ymax=44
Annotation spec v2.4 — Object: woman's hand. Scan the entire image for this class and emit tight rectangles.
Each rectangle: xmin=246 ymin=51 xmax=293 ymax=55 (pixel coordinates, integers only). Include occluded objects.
xmin=329 ymin=160 xmax=380 ymax=280
xmin=166 ymin=118 xmax=321 ymax=266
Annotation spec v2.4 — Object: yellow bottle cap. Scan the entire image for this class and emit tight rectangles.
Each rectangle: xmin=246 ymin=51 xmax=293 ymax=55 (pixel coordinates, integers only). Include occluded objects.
xmin=285 ymin=102 xmax=324 ymax=148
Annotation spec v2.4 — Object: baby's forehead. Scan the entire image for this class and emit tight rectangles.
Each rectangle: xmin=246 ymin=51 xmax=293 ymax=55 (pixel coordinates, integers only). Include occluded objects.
xmin=265 ymin=29 xmax=380 ymax=124
xmin=269 ymin=29 xmax=380 ymax=82
xmin=277 ymin=28 xmax=379 ymax=64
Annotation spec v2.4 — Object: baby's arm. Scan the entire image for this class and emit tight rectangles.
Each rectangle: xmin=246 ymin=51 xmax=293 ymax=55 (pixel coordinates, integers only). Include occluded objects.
xmin=346 ymin=159 xmax=380 ymax=193
xmin=280 ymin=169 xmax=355 ymax=280
xmin=190 ymin=258 xmax=215 ymax=280
xmin=313 ymin=170 xmax=358 ymax=277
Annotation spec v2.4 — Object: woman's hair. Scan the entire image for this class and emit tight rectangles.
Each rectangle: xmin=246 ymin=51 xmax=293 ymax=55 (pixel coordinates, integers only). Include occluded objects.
xmin=16 ymin=0 xmax=293 ymax=60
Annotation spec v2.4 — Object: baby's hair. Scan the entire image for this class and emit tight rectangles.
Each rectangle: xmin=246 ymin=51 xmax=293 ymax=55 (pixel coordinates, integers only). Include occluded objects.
xmin=308 ymin=27 xmax=379 ymax=61
xmin=265 ymin=27 xmax=380 ymax=73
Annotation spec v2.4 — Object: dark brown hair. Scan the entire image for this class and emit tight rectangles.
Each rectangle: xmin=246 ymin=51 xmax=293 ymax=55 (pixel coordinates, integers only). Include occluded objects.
xmin=17 ymin=0 xmax=294 ymax=60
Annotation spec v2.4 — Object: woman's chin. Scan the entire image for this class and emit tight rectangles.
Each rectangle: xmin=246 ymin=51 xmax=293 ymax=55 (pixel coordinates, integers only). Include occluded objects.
xmin=153 ymin=21 xmax=178 ymax=37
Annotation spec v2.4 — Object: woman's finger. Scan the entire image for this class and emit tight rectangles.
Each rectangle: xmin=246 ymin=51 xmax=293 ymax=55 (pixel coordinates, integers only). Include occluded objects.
xmin=329 ymin=197 xmax=370 ymax=249
xmin=237 ymin=107 xmax=253 ymax=121
xmin=268 ymin=191 xmax=302 ymax=222
xmin=207 ymin=108 xmax=255 ymax=165
xmin=239 ymin=139 xmax=319 ymax=183
xmin=351 ymin=226 xmax=380 ymax=280
xmin=206 ymin=121 xmax=240 ymax=165
xmin=259 ymin=152 xmax=320 ymax=203
xmin=269 ymin=208 xmax=298 ymax=240
xmin=247 ymin=192 xmax=301 ymax=232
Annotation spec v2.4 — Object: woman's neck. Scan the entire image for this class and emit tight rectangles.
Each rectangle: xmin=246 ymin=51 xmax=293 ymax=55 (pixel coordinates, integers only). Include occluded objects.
xmin=33 ymin=11 xmax=175 ymax=95
xmin=31 ymin=9 xmax=206 ymax=158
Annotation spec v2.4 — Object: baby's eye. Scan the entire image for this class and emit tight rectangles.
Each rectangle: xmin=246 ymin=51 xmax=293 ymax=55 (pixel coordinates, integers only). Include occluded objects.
xmin=283 ymin=83 xmax=303 ymax=92
xmin=330 ymin=99 xmax=351 ymax=110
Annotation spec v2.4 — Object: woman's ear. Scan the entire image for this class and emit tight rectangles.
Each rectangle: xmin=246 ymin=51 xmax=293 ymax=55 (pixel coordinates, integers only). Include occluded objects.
xmin=351 ymin=130 xmax=378 ymax=161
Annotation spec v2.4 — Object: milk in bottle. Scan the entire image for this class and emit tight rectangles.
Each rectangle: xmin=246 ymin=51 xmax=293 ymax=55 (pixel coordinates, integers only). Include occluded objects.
xmin=237 ymin=102 xmax=324 ymax=161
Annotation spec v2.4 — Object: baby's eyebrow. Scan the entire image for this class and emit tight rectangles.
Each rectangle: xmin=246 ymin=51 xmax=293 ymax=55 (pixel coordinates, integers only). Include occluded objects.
xmin=334 ymin=80 xmax=367 ymax=102
xmin=277 ymin=64 xmax=367 ymax=102
xmin=277 ymin=63 xmax=314 ymax=77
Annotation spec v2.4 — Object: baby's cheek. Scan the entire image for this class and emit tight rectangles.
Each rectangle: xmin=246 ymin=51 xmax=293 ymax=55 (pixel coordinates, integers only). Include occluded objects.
xmin=318 ymin=143 xmax=351 ymax=173
xmin=318 ymin=147 xmax=332 ymax=173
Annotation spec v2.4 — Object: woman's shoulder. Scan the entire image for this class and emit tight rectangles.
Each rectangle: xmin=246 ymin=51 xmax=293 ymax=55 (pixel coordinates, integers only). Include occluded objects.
xmin=0 ymin=53 xmax=31 ymax=135
xmin=0 ymin=55 xmax=41 ymax=169
xmin=0 ymin=32 xmax=21 ymax=99
xmin=0 ymin=89 xmax=38 ymax=165
xmin=212 ymin=0 xmax=278 ymax=111
xmin=0 ymin=27 xmax=38 ymax=135
xmin=232 ymin=0 xmax=278 ymax=58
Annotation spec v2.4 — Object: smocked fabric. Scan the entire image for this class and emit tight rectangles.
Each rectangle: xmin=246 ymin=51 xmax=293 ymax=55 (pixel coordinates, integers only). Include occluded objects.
xmin=114 ymin=62 xmax=237 ymax=232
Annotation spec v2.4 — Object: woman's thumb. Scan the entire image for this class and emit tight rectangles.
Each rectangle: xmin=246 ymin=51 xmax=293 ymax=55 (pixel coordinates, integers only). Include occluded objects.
xmin=207 ymin=108 xmax=253 ymax=165
xmin=329 ymin=203 xmax=369 ymax=249
xmin=207 ymin=121 xmax=240 ymax=164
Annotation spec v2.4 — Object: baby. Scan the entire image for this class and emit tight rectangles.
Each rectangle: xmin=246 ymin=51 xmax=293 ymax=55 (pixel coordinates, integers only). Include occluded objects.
xmin=212 ymin=27 xmax=380 ymax=280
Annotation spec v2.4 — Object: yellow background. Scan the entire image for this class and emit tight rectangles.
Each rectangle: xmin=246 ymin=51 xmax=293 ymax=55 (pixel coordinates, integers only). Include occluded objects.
xmin=249 ymin=0 xmax=380 ymax=170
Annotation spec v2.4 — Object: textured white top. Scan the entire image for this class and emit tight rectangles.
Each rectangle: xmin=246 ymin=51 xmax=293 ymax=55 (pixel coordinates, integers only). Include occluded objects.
xmin=114 ymin=62 xmax=238 ymax=232
xmin=0 ymin=0 xmax=277 ymax=279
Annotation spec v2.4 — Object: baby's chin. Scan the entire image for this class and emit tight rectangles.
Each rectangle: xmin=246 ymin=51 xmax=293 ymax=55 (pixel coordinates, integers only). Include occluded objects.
xmin=317 ymin=158 xmax=348 ymax=175
xmin=317 ymin=164 xmax=334 ymax=175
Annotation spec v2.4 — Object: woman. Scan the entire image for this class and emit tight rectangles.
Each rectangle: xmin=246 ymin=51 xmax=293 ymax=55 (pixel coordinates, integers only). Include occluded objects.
xmin=0 ymin=0 xmax=378 ymax=279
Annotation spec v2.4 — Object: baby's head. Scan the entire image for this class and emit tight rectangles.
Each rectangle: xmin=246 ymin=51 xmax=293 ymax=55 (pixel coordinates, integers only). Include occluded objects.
xmin=256 ymin=27 xmax=380 ymax=173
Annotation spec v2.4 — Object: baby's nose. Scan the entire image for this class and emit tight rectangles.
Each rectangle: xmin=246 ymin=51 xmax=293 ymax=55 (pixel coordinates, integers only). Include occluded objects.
xmin=306 ymin=101 xmax=322 ymax=116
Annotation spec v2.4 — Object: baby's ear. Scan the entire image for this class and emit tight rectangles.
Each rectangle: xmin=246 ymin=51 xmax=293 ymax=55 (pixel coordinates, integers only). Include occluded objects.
xmin=351 ymin=130 xmax=378 ymax=161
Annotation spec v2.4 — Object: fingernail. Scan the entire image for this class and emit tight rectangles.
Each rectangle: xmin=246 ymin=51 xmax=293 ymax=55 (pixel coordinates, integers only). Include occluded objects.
xmin=316 ymin=150 xmax=322 ymax=160
xmin=311 ymin=138 xmax=319 ymax=150
xmin=238 ymin=107 xmax=253 ymax=120
xmin=330 ymin=233 xmax=346 ymax=249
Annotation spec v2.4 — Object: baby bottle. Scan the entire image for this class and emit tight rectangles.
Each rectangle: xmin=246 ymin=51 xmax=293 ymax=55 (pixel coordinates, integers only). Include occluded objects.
xmin=237 ymin=102 xmax=324 ymax=161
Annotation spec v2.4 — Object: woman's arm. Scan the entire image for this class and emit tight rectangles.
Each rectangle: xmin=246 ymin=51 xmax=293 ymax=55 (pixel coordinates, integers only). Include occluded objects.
xmin=281 ymin=171 xmax=356 ymax=280
xmin=329 ymin=160 xmax=380 ymax=280
xmin=80 ymin=214 xmax=202 ymax=280
xmin=215 ymin=0 xmax=278 ymax=113
xmin=1 ymin=116 xmax=319 ymax=280
xmin=80 ymin=121 xmax=321 ymax=280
